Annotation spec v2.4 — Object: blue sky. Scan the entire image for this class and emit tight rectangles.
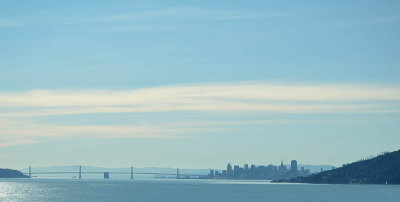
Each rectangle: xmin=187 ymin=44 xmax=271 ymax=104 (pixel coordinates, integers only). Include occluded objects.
xmin=1 ymin=0 xmax=400 ymax=169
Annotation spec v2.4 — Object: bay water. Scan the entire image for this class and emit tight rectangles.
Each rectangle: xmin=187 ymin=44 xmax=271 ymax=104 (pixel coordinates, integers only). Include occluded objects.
xmin=1 ymin=179 xmax=399 ymax=202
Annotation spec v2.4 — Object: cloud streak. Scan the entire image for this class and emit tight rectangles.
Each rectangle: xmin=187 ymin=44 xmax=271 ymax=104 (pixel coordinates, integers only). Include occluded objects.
xmin=326 ymin=15 xmax=400 ymax=29
xmin=0 ymin=119 xmax=193 ymax=148
xmin=0 ymin=83 xmax=400 ymax=117
xmin=0 ymin=6 xmax=287 ymax=31
xmin=1 ymin=82 xmax=400 ymax=148
xmin=85 ymin=7 xmax=289 ymax=23
xmin=0 ymin=139 xmax=38 ymax=148
xmin=0 ymin=18 xmax=23 ymax=27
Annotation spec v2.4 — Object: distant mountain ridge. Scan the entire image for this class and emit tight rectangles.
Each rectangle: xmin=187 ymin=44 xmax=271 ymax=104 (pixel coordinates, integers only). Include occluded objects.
xmin=287 ymin=149 xmax=400 ymax=184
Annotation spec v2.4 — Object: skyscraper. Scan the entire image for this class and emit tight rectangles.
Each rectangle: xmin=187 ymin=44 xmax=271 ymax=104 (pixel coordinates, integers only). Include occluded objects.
xmin=227 ymin=163 xmax=233 ymax=175
xmin=290 ymin=160 xmax=298 ymax=175
xmin=234 ymin=165 xmax=240 ymax=176
xmin=209 ymin=169 xmax=214 ymax=178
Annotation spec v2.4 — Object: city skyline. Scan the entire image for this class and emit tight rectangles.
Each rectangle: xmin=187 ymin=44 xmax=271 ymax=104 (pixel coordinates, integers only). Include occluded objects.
xmin=207 ymin=160 xmax=312 ymax=180
xmin=16 ymin=159 xmax=327 ymax=180
xmin=1 ymin=0 xmax=400 ymax=169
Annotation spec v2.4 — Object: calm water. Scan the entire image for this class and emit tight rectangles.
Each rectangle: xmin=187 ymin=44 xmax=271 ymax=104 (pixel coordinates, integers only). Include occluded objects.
xmin=1 ymin=179 xmax=399 ymax=202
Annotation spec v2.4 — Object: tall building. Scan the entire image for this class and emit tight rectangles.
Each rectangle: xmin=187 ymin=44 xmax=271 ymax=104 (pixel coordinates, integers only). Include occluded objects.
xmin=290 ymin=160 xmax=298 ymax=175
xmin=215 ymin=161 xmax=310 ymax=180
xmin=273 ymin=166 xmax=278 ymax=173
xmin=227 ymin=164 xmax=233 ymax=175
xmin=278 ymin=161 xmax=286 ymax=172
xmin=234 ymin=165 xmax=240 ymax=176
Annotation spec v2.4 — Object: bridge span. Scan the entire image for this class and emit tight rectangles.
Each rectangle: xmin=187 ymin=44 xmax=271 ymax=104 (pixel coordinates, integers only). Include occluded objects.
xmin=23 ymin=166 xmax=207 ymax=179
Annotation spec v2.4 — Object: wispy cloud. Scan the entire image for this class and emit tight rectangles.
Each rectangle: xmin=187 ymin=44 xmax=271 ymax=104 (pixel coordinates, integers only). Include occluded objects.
xmin=0 ymin=18 xmax=24 ymax=27
xmin=0 ymin=119 xmax=193 ymax=148
xmin=0 ymin=116 xmax=360 ymax=148
xmin=0 ymin=83 xmax=399 ymax=118
xmin=1 ymin=79 xmax=399 ymax=148
xmin=327 ymin=15 xmax=400 ymax=28
xmin=1 ymin=82 xmax=400 ymax=148
xmin=368 ymin=15 xmax=400 ymax=25
xmin=0 ymin=7 xmax=288 ymax=30
xmin=0 ymin=120 xmax=188 ymax=139
xmin=0 ymin=139 xmax=38 ymax=148
xmin=0 ymin=118 xmax=289 ymax=148
xmin=85 ymin=7 xmax=289 ymax=23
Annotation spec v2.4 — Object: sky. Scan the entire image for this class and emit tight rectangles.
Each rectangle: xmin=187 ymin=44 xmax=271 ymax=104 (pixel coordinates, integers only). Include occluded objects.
xmin=1 ymin=0 xmax=400 ymax=169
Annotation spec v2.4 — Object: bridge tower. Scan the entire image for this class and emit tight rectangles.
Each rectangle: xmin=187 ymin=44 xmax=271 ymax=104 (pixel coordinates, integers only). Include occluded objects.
xmin=29 ymin=166 xmax=31 ymax=178
xmin=176 ymin=168 xmax=179 ymax=179
xmin=131 ymin=167 xmax=134 ymax=179
xmin=79 ymin=166 xmax=82 ymax=179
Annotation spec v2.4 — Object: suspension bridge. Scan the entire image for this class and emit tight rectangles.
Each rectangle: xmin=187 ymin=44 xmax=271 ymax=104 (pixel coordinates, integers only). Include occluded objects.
xmin=22 ymin=166 xmax=207 ymax=179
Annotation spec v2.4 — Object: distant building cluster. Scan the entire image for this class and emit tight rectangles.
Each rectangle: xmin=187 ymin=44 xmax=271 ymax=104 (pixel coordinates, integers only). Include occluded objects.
xmin=208 ymin=160 xmax=311 ymax=180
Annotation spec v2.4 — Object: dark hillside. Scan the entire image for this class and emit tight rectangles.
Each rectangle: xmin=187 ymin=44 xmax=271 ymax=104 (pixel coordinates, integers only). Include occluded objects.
xmin=289 ymin=149 xmax=400 ymax=184
xmin=0 ymin=168 xmax=29 ymax=178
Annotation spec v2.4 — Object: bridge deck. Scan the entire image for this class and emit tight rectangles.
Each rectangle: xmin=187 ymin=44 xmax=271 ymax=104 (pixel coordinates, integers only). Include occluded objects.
xmin=23 ymin=171 xmax=205 ymax=176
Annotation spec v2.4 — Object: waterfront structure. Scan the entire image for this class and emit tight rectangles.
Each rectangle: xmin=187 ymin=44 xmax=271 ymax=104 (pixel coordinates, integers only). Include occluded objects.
xmin=104 ymin=172 xmax=110 ymax=179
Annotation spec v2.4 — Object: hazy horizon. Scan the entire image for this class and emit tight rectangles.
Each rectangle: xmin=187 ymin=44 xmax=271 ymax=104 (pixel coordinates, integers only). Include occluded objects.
xmin=1 ymin=0 xmax=400 ymax=169
xmin=13 ymin=160 xmax=338 ymax=171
